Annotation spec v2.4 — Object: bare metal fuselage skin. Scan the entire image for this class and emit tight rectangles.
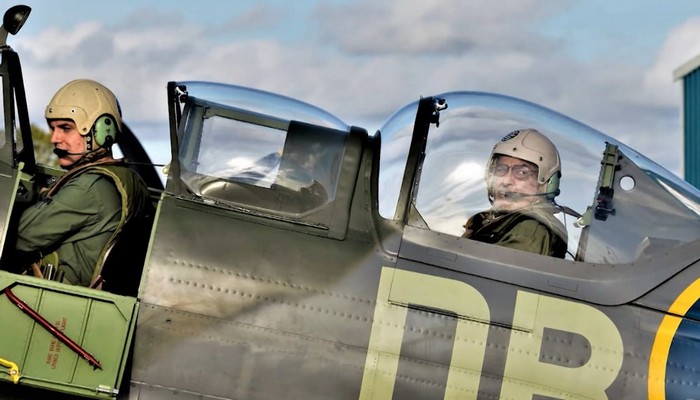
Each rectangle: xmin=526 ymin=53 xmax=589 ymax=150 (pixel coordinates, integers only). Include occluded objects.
xmin=1 ymin=6 xmax=700 ymax=400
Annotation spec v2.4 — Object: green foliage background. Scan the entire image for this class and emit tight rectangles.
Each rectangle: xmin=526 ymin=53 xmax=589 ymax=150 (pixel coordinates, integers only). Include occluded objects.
xmin=29 ymin=123 xmax=58 ymax=167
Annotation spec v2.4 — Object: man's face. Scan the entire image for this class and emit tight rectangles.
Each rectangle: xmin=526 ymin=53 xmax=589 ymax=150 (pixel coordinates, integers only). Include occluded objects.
xmin=49 ymin=119 xmax=87 ymax=169
xmin=487 ymin=155 xmax=540 ymax=211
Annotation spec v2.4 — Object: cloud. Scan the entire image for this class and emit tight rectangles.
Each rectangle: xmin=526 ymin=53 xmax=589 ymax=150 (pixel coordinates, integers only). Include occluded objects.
xmin=219 ymin=2 xmax=290 ymax=33
xmin=644 ymin=16 xmax=700 ymax=104
xmin=18 ymin=21 xmax=98 ymax=58
xmin=11 ymin=0 xmax=698 ymax=174
xmin=311 ymin=0 xmax=697 ymax=174
xmin=315 ymin=0 xmax=569 ymax=56
xmin=16 ymin=9 xmax=206 ymax=134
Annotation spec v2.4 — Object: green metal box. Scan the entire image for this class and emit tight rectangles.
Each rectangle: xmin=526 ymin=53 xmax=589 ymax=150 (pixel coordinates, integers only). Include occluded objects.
xmin=0 ymin=271 xmax=138 ymax=398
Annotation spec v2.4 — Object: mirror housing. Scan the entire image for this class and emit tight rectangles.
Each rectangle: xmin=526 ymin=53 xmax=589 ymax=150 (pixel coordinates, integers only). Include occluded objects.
xmin=0 ymin=5 xmax=31 ymax=47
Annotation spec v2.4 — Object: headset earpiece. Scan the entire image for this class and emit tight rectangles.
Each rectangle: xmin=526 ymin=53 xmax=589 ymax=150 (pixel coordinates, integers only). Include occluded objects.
xmin=93 ymin=115 xmax=117 ymax=147
xmin=545 ymin=172 xmax=561 ymax=200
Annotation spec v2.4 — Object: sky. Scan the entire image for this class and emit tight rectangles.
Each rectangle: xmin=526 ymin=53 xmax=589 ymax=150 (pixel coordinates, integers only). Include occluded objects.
xmin=8 ymin=0 xmax=700 ymax=176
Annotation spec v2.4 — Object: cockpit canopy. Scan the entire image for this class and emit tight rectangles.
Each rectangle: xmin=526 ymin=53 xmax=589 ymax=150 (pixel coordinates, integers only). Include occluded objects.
xmin=171 ymin=81 xmax=363 ymax=239
xmin=378 ymin=92 xmax=700 ymax=264
xmin=169 ymin=81 xmax=700 ymax=264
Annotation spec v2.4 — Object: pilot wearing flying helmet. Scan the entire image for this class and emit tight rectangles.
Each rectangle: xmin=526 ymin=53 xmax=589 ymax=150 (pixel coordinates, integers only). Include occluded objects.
xmin=11 ymin=79 xmax=150 ymax=289
xmin=462 ymin=129 xmax=567 ymax=258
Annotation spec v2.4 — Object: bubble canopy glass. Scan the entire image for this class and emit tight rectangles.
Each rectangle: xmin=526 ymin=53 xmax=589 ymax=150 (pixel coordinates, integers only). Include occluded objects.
xmin=377 ymin=91 xmax=700 ymax=263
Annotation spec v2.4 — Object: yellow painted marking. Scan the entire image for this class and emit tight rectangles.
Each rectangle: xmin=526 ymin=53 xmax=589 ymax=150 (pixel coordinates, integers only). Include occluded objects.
xmin=501 ymin=291 xmax=623 ymax=399
xmin=360 ymin=267 xmax=490 ymax=400
xmin=648 ymin=277 xmax=700 ymax=400
xmin=360 ymin=267 xmax=624 ymax=399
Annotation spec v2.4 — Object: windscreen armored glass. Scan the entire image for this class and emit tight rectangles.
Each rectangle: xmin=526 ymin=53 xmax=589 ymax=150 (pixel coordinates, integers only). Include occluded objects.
xmin=176 ymin=82 xmax=349 ymax=219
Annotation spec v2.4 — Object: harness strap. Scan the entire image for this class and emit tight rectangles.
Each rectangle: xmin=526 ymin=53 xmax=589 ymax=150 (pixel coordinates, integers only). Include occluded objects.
xmin=45 ymin=159 xmax=135 ymax=287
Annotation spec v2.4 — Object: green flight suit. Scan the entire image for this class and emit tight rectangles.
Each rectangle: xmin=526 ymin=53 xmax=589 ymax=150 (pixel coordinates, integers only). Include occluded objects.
xmin=462 ymin=204 xmax=568 ymax=258
xmin=16 ymin=160 xmax=149 ymax=286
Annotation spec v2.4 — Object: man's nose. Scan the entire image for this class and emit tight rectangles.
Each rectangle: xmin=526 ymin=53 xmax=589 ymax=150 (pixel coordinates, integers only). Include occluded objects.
xmin=50 ymin=128 xmax=61 ymax=144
